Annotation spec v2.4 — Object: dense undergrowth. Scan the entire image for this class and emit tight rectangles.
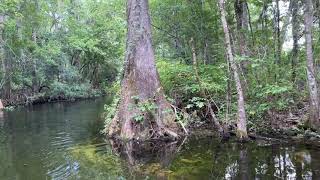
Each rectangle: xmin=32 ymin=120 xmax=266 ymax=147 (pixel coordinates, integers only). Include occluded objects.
xmin=104 ymin=57 xmax=317 ymax=138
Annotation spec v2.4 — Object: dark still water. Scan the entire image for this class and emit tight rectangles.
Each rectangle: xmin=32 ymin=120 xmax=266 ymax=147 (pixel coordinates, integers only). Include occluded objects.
xmin=0 ymin=99 xmax=320 ymax=180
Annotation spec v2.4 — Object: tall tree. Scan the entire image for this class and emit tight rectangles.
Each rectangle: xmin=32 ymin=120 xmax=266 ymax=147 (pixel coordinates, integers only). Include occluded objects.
xmin=291 ymin=0 xmax=299 ymax=82
xmin=274 ymin=0 xmax=281 ymax=67
xmin=234 ymin=0 xmax=249 ymax=56
xmin=0 ymin=15 xmax=5 ymax=91
xmin=304 ymin=0 xmax=320 ymax=129
xmin=218 ymin=0 xmax=248 ymax=140
xmin=0 ymin=15 xmax=11 ymax=100
xmin=31 ymin=0 xmax=39 ymax=93
xmin=317 ymin=0 xmax=320 ymax=41
xmin=108 ymin=0 xmax=180 ymax=140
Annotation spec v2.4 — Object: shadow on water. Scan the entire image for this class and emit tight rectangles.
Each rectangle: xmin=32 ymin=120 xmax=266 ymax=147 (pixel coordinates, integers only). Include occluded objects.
xmin=1 ymin=98 xmax=320 ymax=179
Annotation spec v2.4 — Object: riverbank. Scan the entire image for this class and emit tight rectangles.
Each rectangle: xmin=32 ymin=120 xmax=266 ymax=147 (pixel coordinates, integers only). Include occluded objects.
xmin=1 ymin=88 xmax=104 ymax=109
xmin=186 ymin=113 xmax=320 ymax=147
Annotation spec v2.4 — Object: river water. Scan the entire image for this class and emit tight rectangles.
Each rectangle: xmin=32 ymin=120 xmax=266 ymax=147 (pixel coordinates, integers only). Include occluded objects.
xmin=0 ymin=98 xmax=320 ymax=180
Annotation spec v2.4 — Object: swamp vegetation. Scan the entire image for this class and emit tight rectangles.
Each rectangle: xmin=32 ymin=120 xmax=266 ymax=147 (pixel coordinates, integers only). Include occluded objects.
xmin=1 ymin=0 xmax=320 ymax=179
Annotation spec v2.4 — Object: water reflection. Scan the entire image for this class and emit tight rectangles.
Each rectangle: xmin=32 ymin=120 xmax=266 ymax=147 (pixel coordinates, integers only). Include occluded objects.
xmin=1 ymin=99 xmax=320 ymax=180
xmin=83 ymin=137 xmax=318 ymax=180
xmin=106 ymin=137 xmax=320 ymax=180
xmin=0 ymin=99 xmax=106 ymax=180
xmin=109 ymin=138 xmax=184 ymax=179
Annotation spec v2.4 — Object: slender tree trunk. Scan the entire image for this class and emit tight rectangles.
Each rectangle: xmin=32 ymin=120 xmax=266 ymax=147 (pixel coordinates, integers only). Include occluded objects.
xmin=274 ymin=0 xmax=281 ymax=65
xmin=261 ymin=3 xmax=269 ymax=55
xmin=218 ymin=0 xmax=248 ymax=140
xmin=234 ymin=0 xmax=249 ymax=57
xmin=0 ymin=15 xmax=11 ymax=101
xmin=291 ymin=0 xmax=299 ymax=82
xmin=304 ymin=0 xmax=320 ymax=129
xmin=190 ymin=38 xmax=224 ymax=134
xmin=245 ymin=2 xmax=255 ymax=47
xmin=317 ymin=0 xmax=320 ymax=41
xmin=31 ymin=0 xmax=39 ymax=93
xmin=225 ymin=62 xmax=232 ymax=122
xmin=311 ymin=150 xmax=320 ymax=179
xmin=108 ymin=0 xmax=179 ymax=140
xmin=203 ymin=40 xmax=208 ymax=65
xmin=0 ymin=16 xmax=4 ymax=79
xmin=31 ymin=30 xmax=38 ymax=93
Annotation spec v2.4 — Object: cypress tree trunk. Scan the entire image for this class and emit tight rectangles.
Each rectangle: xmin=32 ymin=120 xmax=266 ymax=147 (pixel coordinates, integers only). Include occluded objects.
xmin=108 ymin=0 xmax=180 ymax=140
xmin=304 ymin=0 xmax=320 ymax=129
xmin=218 ymin=0 xmax=248 ymax=140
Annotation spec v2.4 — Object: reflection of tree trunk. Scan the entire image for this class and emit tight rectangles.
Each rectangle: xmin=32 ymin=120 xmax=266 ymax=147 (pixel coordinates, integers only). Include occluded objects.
xmin=310 ymin=150 xmax=320 ymax=179
xmin=294 ymin=156 xmax=302 ymax=179
xmin=108 ymin=0 xmax=179 ymax=140
xmin=266 ymin=145 xmax=276 ymax=178
xmin=110 ymin=139 xmax=179 ymax=178
xmin=238 ymin=147 xmax=249 ymax=180
xmin=282 ymin=152 xmax=287 ymax=179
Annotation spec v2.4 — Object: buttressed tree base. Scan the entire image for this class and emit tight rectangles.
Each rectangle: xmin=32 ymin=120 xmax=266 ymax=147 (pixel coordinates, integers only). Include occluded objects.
xmin=108 ymin=0 xmax=180 ymax=140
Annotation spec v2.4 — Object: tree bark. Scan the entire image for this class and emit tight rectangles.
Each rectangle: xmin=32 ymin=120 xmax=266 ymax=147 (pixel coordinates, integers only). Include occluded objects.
xmin=304 ymin=0 xmax=320 ymax=129
xmin=31 ymin=30 xmax=38 ymax=93
xmin=218 ymin=0 xmax=248 ymax=140
xmin=274 ymin=0 xmax=281 ymax=66
xmin=317 ymin=0 xmax=320 ymax=41
xmin=108 ymin=0 xmax=179 ymax=140
xmin=291 ymin=0 xmax=299 ymax=82
xmin=31 ymin=0 xmax=39 ymax=93
xmin=234 ymin=0 xmax=249 ymax=57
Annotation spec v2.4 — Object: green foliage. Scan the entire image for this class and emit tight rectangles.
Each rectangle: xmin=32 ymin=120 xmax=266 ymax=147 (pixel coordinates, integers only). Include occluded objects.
xmin=187 ymin=97 xmax=206 ymax=109
xmin=3 ymin=106 xmax=14 ymax=111
xmin=157 ymin=59 xmax=226 ymax=103
xmin=50 ymin=81 xmax=101 ymax=100
xmin=0 ymin=0 xmax=125 ymax=105
xmin=131 ymin=98 xmax=158 ymax=123
xmin=103 ymin=94 xmax=120 ymax=133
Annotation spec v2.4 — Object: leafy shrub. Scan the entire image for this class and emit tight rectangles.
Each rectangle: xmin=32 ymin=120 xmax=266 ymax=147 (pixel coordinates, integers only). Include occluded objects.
xmin=49 ymin=81 xmax=102 ymax=100
xmin=157 ymin=59 xmax=226 ymax=104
